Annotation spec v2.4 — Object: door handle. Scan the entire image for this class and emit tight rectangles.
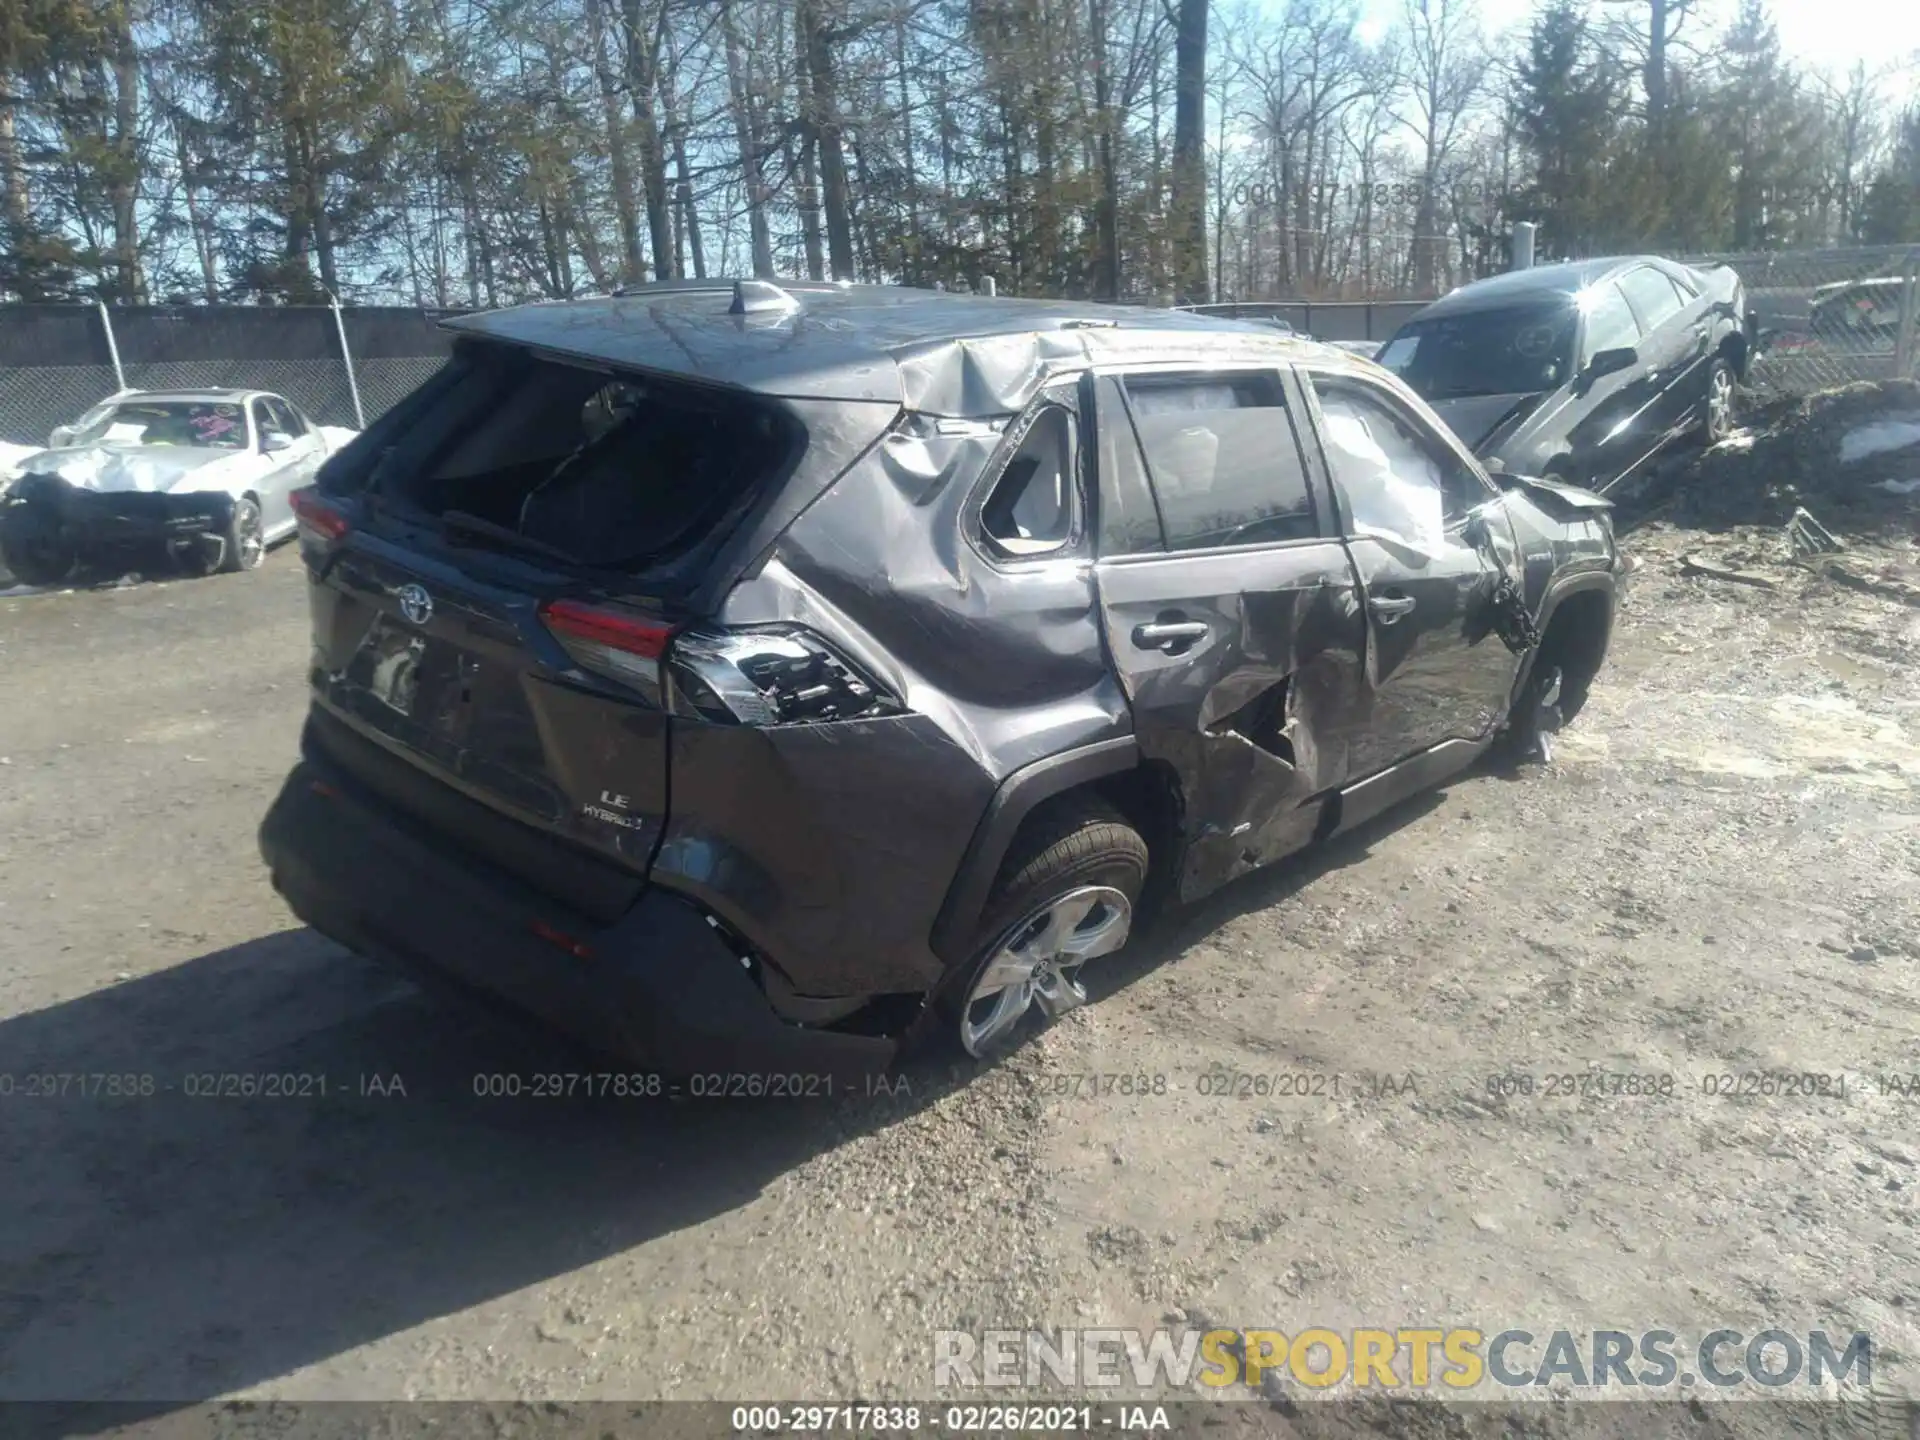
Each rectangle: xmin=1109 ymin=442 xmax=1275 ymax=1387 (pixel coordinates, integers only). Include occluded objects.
xmin=1132 ymin=620 xmax=1209 ymax=650
xmin=1371 ymin=592 xmax=1416 ymax=623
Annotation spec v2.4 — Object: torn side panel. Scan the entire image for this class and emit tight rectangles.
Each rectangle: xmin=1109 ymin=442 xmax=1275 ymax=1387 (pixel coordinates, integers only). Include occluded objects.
xmin=1093 ymin=539 xmax=1369 ymax=904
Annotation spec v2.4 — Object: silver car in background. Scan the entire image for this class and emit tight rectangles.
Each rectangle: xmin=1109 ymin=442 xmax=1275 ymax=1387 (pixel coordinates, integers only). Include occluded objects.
xmin=0 ymin=387 xmax=355 ymax=587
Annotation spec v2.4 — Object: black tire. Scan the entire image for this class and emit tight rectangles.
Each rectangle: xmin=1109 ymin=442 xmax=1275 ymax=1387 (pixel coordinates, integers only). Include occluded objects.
xmin=0 ymin=504 xmax=78 ymax=588
xmin=1498 ymin=626 xmax=1591 ymax=765
xmin=1700 ymin=357 xmax=1735 ymax=445
xmin=937 ymin=797 xmax=1149 ymax=1061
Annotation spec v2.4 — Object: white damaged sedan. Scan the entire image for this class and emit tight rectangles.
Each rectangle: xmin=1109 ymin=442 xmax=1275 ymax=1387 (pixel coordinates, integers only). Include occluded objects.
xmin=0 ymin=387 xmax=356 ymax=586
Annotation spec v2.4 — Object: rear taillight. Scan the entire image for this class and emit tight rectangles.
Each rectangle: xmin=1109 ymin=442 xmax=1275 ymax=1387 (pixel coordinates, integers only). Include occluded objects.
xmin=539 ymin=598 xmax=677 ymax=698
xmin=541 ymin=599 xmax=675 ymax=658
xmin=539 ymin=600 xmax=898 ymax=727
xmin=666 ymin=626 xmax=899 ymax=726
xmin=291 ymin=487 xmax=350 ymax=544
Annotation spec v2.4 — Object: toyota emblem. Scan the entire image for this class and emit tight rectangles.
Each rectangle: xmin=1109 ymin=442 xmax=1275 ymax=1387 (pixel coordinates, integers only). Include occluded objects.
xmin=397 ymin=583 xmax=434 ymax=627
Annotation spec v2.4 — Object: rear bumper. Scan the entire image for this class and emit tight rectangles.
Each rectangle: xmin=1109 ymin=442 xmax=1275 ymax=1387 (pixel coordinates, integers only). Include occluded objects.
xmin=257 ymin=752 xmax=897 ymax=1083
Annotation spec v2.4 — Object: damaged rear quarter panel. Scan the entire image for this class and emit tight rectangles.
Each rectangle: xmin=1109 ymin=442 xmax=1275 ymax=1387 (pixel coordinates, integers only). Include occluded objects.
xmin=655 ymin=712 xmax=998 ymax=998
xmin=660 ymin=409 xmax=1129 ymax=998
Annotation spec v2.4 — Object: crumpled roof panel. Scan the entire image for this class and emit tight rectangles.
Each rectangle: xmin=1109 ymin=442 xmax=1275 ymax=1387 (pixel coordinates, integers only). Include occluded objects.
xmin=440 ymin=282 xmax=1331 ymax=417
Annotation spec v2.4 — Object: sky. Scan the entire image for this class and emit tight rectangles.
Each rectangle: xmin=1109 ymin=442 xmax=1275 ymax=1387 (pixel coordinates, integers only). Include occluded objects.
xmin=1352 ymin=0 xmax=1920 ymax=90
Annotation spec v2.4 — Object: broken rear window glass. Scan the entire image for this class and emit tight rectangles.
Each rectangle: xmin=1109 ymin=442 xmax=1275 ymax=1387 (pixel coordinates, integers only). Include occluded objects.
xmin=980 ymin=405 xmax=1075 ymax=555
xmin=370 ymin=348 xmax=800 ymax=572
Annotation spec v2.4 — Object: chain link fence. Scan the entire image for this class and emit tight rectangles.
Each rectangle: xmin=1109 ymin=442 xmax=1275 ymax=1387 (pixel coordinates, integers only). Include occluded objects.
xmin=0 ymin=304 xmax=459 ymax=446
xmin=1678 ymin=244 xmax=1920 ymax=399
xmin=4 ymin=259 xmax=1912 ymax=448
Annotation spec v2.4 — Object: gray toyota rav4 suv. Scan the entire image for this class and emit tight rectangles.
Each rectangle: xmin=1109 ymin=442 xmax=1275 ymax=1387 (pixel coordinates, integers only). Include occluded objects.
xmin=260 ymin=279 xmax=1624 ymax=1077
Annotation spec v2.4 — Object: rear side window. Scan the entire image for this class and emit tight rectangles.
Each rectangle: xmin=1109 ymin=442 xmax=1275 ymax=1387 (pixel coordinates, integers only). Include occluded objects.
xmin=1617 ymin=266 xmax=1686 ymax=332
xmin=980 ymin=404 xmax=1075 ymax=557
xmin=369 ymin=348 xmax=798 ymax=572
xmin=264 ymin=397 xmax=304 ymax=437
xmin=1124 ymin=372 xmax=1317 ymax=551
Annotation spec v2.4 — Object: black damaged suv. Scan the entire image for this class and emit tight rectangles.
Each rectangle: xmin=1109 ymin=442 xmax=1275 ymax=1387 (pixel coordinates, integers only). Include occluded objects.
xmin=260 ymin=279 xmax=1624 ymax=1075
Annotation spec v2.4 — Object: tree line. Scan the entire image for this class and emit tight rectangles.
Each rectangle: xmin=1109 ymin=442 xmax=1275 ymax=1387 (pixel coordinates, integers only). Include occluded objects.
xmin=0 ymin=0 xmax=1915 ymax=309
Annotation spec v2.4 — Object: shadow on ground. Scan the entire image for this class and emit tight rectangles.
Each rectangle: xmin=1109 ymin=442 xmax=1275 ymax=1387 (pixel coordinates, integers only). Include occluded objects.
xmin=0 ymin=780 xmax=1463 ymax=1425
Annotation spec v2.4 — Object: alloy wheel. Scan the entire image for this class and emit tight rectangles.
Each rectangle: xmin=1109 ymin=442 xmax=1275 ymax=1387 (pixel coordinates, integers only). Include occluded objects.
xmin=236 ymin=500 xmax=265 ymax=569
xmin=1707 ymin=365 xmax=1734 ymax=441
xmin=959 ymin=885 xmax=1133 ymax=1057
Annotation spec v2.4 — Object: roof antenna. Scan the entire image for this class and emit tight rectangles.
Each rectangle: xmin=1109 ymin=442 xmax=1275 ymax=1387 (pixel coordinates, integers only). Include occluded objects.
xmin=731 ymin=279 xmax=800 ymax=316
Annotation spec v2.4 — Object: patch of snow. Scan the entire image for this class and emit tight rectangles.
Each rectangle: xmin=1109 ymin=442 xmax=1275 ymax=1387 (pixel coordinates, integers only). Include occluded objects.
xmin=1839 ymin=414 xmax=1920 ymax=464
xmin=0 ymin=439 xmax=42 ymax=480
xmin=1654 ymin=692 xmax=1920 ymax=792
xmin=1874 ymin=478 xmax=1920 ymax=496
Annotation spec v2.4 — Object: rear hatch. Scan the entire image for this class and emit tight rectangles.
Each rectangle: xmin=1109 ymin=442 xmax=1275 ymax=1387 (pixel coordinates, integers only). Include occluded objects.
xmin=292 ymin=341 xmax=806 ymax=922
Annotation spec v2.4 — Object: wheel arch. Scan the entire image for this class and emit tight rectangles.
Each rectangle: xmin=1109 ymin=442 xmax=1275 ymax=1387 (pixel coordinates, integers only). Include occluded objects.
xmin=1515 ymin=573 xmax=1614 ymax=703
xmin=1717 ymin=329 xmax=1750 ymax=382
xmin=930 ymin=737 xmax=1175 ymax=969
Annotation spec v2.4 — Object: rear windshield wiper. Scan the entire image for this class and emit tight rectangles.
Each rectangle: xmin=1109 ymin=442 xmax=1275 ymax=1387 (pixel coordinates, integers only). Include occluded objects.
xmin=440 ymin=509 xmax=582 ymax=568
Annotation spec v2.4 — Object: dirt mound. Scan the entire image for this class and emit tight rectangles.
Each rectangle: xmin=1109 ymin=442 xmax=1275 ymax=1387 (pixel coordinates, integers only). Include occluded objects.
xmin=1672 ymin=377 xmax=1920 ymax=533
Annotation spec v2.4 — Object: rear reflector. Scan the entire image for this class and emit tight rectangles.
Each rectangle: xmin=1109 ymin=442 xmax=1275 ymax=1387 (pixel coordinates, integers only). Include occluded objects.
xmin=539 ymin=599 xmax=675 ymax=659
xmin=530 ymin=919 xmax=595 ymax=959
xmin=291 ymin=487 xmax=350 ymax=542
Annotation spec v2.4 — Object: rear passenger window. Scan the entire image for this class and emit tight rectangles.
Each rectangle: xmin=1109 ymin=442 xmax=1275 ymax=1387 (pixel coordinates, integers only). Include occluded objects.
xmin=980 ymin=405 xmax=1074 ymax=556
xmin=266 ymin=398 xmax=305 ymax=437
xmin=1617 ymin=266 xmax=1686 ymax=332
xmin=1124 ymin=372 xmax=1316 ymax=551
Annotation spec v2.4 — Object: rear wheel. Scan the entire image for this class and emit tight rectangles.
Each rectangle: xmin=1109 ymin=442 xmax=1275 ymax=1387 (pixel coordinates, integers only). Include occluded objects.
xmin=940 ymin=798 xmax=1149 ymax=1060
xmin=1701 ymin=358 xmax=1736 ymax=444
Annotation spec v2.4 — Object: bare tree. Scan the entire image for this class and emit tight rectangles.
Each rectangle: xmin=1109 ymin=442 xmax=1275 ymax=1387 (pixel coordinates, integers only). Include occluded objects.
xmin=1396 ymin=0 xmax=1483 ymax=293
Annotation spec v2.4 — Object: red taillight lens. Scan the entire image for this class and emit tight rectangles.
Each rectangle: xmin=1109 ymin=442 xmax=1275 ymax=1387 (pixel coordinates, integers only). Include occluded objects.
xmin=538 ymin=599 xmax=675 ymax=659
xmin=539 ymin=599 xmax=678 ymax=699
xmin=530 ymin=918 xmax=594 ymax=959
xmin=291 ymin=487 xmax=350 ymax=542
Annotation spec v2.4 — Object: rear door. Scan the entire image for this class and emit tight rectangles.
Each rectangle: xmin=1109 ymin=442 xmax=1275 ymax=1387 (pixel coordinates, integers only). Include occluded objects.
xmin=1090 ymin=367 xmax=1368 ymax=900
xmin=1565 ymin=278 xmax=1661 ymax=488
xmin=1615 ymin=264 xmax=1701 ymax=438
xmin=1297 ymin=367 xmax=1523 ymax=780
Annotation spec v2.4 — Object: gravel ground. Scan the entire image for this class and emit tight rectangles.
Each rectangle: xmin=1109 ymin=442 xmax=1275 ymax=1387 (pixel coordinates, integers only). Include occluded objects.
xmin=0 ymin=510 xmax=1916 ymax=1431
